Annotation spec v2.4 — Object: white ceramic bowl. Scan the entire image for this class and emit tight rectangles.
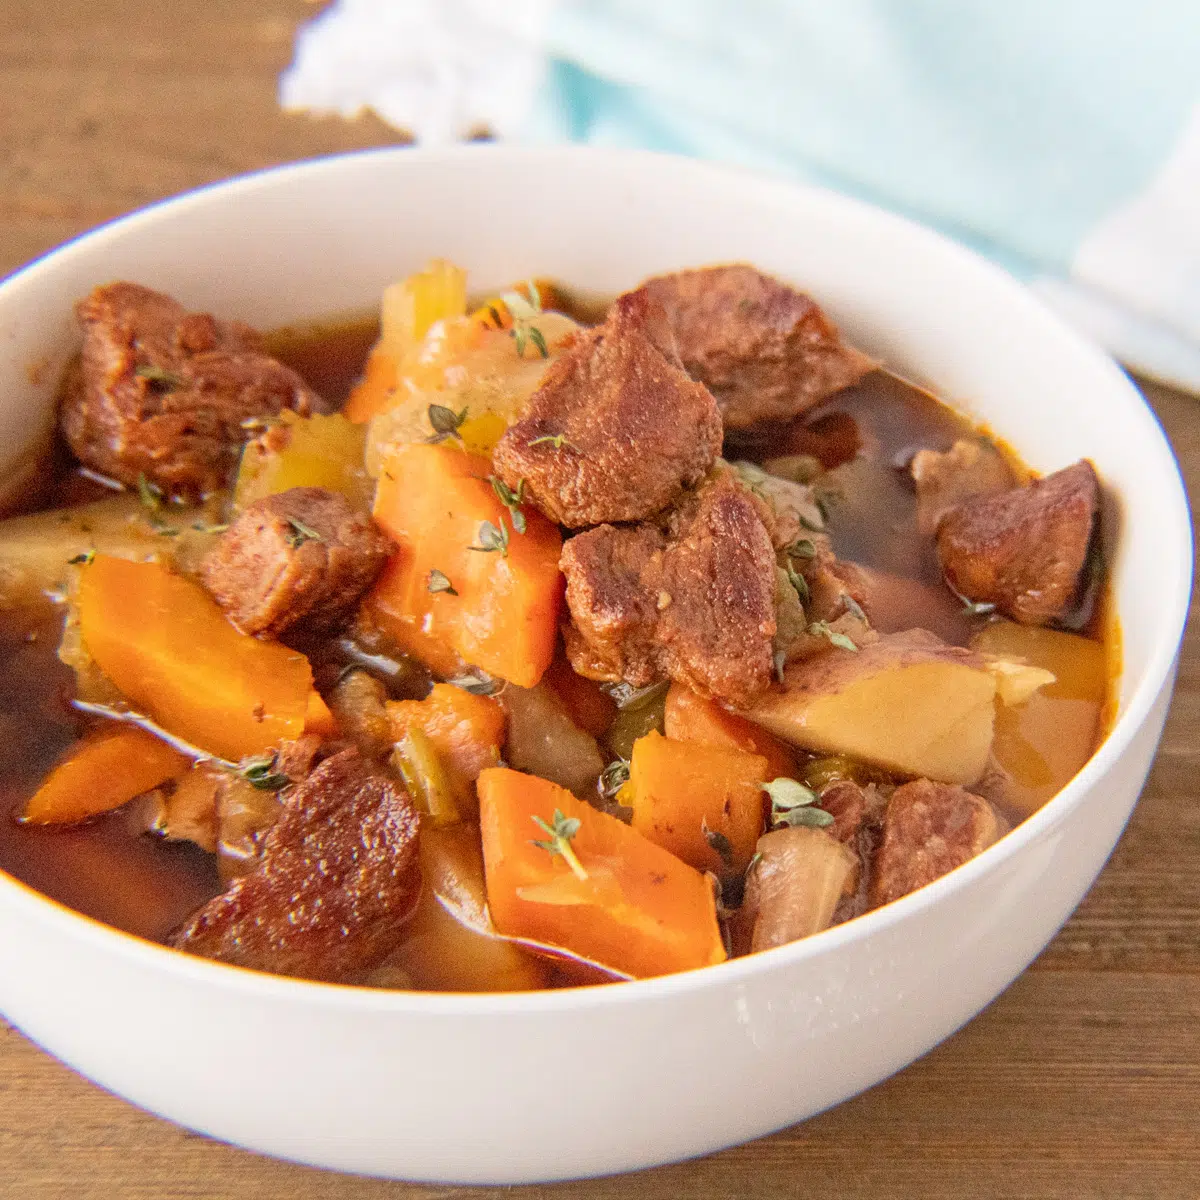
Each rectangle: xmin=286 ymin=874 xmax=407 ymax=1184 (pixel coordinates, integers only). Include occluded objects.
xmin=0 ymin=147 xmax=1190 ymax=1185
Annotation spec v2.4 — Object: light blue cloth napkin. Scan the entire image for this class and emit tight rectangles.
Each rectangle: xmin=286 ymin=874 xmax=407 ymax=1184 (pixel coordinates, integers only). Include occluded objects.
xmin=282 ymin=0 xmax=1200 ymax=391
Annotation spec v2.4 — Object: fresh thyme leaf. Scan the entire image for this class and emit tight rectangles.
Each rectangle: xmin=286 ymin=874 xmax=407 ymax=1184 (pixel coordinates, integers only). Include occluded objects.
xmin=843 ymin=593 xmax=868 ymax=623
xmin=776 ymin=805 xmax=836 ymax=829
xmin=426 ymin=403 xmax=468 ymax=444
xmin=136 ymin=472 xmax=163 ymax=513
xmin=530 ymin=808 xmax=588 ymax=880
xmin=501 ymin=289 xmax=540 ymax=322
xmin=527 ymin=325 xmax=549 ymax=358
xmin=489 ymin=475 xmax=528 ymax=534
xmin=525 ymin=280 xmax=542 ymax=311
xmin=487 ymin=304 xmax=504 ymax=329
xmin=67 ymin=550 xmax=95 ymax=565
xmin=427 ymin=568 xmax=458 ymax=596
xmin=773 ymin=648 xmax=788 ymax=684
xmin=788 ymin=538 xmax=817 ymax=559
xmin=763 ymin=777 xmax=819 ymax=809
xmin=599 ymin=758 xmax=630 ymax=799
xmin=962 ymin=599 xmax=997 ymax=617
xmin=239 ymin=754 xmax=290 ymax=791
xmin=798 ymin=513 xmax=825 ymax=533
xmin=446 ymin=671 xmax=504 ymax=696
xmin=468 ymin=517 xmax=510 ymax=557
xmin=134 ymin=363 xmax=185 ymax=391
xmin=807 ymin=620 xmax=858 ymax=652
xmin=786 ymin=559 xmax=810 ymax=606
xmin=701 ymin=818 xmax=735 ymax=869
xmin=764 ymin=778 xmax=833 ymax=829
xmin=135 ymin=472 xmax=179 ymax=533
xmin=191 ymin=521 xmax=230 ymax=535
xmin=285 ymin=517 xmax=324 ymax=549
xmin=527 ymin=432 xmax=576 ymax=451
xmin=513 ymin=324 xmax=528 ymax=356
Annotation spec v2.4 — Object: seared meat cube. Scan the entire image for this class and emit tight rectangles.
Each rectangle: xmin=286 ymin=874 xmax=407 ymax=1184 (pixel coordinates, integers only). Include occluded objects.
xmin=818 ymin=778 xmax=886 ymax=845
xmin=868 ymin=778 xmax=1003 ymax=908
xmin=492 ymin=288 xmax=722 ymax=527
xmin=936 ymin=460 xmax=1100 ymax=626
xmin=201 ymin=487 xmax=391 ymax=639
xmin=61 ymin=282 xmax=325 ymax=498
xmin=170 ymin=748 xmax=421 ymax=982
xmin=910 ymin=438 xmax=1016 ymax=536
xmin=561 ymin=472 xmax=777 ymax=706
xmin=642 ymin=264 xmax=874 ymax=429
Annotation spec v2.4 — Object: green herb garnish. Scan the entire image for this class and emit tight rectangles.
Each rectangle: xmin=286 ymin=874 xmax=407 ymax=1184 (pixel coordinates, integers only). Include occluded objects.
xmin=285 ymin=517 xmax=323 ymax=549
xmin=240 ymin=754 xmax=291 ymax=791
xmin=773 ymin=648 xmax=788 ymax=684
xmin=843 ymin=593 xmax=868 ymax=623
xmin=427 ymin=568 xmax=458 ymax=596
xmin=527 ymin=432 xmax=576 ymax=452
xmin=599 ymin=758 xmax=630 ymax=800
xmin=962 ymin=599 xmax=997 ymax=617
xmin=788 ymin=538 xmax=817 ymax=559
xmin=530 ymin=809 xmax=588 ymax=880
xmin=701 ymin=818 xmax=735 ymax=869
xmin=191 ymin=521 xmax=230 ymax=535
xmin=469 ymin=517 xmax=510 ymax=557
xmin=446 ymin=671 xmax=504 ymax=696
xmin=502 ymin=286 xmax=549 ymax=359
xmin=134 ymin=363 xmax=185 ymax=391
xmin=426 ymin=403 xmax=469 ymax=444
xmin=763 ymin=777 xmax=834 ymax=829
xmin=67 ymin=550 xmax=95 ymax=566
xmin=786 ymin=559 xmax=810 ymax=606
xmin=807 ymin=620 xmax=858 ymax=652
xmin=135 ymin=472 xmax=179 ymax=534
xmin=489 ymin=475 xmax=528 ymax=534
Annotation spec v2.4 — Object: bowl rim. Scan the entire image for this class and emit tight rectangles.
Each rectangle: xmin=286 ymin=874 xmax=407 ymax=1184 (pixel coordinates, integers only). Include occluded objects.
xmin=0 ymin=143 xmax=1192 ymax=1015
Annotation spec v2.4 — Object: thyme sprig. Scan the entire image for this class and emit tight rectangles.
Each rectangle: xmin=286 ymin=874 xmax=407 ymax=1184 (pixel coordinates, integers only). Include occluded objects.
xmin=135 ymin=472 xmax=180 ymax=535
xmin=427 ymin=568 xmax=458 ymax=596
xmin=599 ymin=758 xmax=630 ymax=800
xmin=285 ymin=517 xmax=323 ymax=549
xmin=134 ymin=362 xmax=185 ymax=391
xmin=763 ymin=777 xmax=834 ymax=830
xmin=489 ymin=475 xmax=528 ymax=534
xmin=502 ymin=285 xmax=549 ymax=359
xmin=530 ymin=809 xmax=589 ymax=880
xmin=469 ymin=517 xmax=510 ymax=557
xmin=785 ymin=559 xmax=810 ymax=606
xmin=239 ymin=754 xmax=291 ymax=792
xmin=527 ymin=432 xmax=577 ymax=452
xmin=426 ymin=403 xmax=469 ymax=444
xmin=807 ymin=620 xmax=858 ymax=652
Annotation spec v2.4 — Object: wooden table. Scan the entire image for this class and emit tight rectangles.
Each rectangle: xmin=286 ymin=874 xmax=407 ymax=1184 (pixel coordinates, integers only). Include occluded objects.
xmin=1 ymin=4 xmax=1197 ymax=1196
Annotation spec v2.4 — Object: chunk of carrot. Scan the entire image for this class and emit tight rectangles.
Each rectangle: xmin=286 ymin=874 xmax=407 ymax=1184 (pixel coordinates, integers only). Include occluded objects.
xmin=386 ymin=683 xmax=506 ymax=807
xmin=77 ymin=555 xmax=315 ymax=761
xmin=367 ymin=443 xmax=563 ymax=688
xmin=663 ymin=683 xmax=795 ymax=779
xmin=21 ymin=726 xmax=190 ymax=825
xmin=478 ymin=767 xmax=726 ymax=979
xmin=626 ymin=729 xmax=768 ymax=876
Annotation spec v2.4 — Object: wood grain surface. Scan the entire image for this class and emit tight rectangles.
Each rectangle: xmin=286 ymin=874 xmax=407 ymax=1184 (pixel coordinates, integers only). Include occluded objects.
xmin=1 ymin=4 xmax=1197 ymax=1197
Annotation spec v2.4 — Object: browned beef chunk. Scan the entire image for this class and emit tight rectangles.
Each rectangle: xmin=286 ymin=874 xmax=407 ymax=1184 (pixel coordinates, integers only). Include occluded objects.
xmin=560 ymin=472 xmax=777 ymax=706
xmin=492 ymin=288 xmax=722 ymax=527
xmin=910 ymin=438 xmax=1016 ymax=536
xmin=641 ymin=264 xmax=874 ymax=429
xmin=170 ymin=749 xmax=421 ymax=982
xmin=61 ymin=282 xmax=325 ymax=498
xmin=868 ymin=778 xmax=1003 ymax=908
xmin=936 ymin=460 xmax=1099 ymax=626
xmin=200 ymin=487 xmax=391 ymax=639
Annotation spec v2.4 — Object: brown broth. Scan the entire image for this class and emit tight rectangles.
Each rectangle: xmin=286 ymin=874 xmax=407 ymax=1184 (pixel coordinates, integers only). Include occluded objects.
xmin=0 ymin=304 xmax=1117 ymax=979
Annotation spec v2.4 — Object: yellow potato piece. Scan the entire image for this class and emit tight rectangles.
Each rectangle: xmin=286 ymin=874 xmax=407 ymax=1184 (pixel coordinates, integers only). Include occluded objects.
xmin=746 ymin=630 xmax=997 ymax=785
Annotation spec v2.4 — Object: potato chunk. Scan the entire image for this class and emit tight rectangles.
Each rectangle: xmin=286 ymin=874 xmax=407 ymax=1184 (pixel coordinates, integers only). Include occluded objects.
xmin=745 ymin=629 xmax=997 ymax=785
